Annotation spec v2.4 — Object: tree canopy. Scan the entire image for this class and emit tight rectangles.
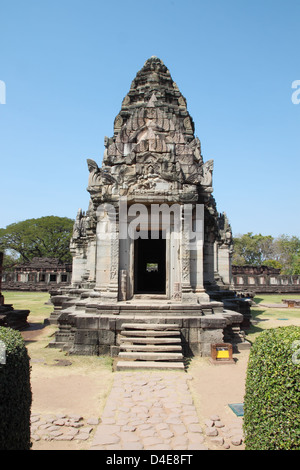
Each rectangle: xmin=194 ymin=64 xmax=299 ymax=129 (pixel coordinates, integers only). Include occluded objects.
xmin=232 ymin=232 xmax=300 ymax=275
xmin=0 ymin=216 xmax=74 ymax=264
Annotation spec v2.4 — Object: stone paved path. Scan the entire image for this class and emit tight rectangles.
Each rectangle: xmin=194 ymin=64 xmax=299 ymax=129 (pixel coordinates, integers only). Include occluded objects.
xmin=90 ymin=371 xmax=210 ymax=450
xmin=30 ymin=370 xmax=244 ymax=450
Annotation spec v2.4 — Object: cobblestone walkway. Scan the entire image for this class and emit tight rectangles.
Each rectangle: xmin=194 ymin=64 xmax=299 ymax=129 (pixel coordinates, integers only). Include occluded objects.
xmin=30 ymin=370 xmax=244 ymax=450
xmin=90 ymin=371 xmax=240 ymax=451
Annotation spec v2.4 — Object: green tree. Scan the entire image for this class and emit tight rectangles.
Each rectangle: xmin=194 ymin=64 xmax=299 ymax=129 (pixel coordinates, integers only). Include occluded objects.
xmin=263 ymin=259 xmax=283 ymax=270
xmin=232 ymin=232 xmax=274 ymax=266
xmin=0 ymin=252 xmax=20 ymax=271
xmin=273 ymin=235 xmax=300 ymax=275
xmin=292 ymin=257 xmax=300 ymax=275
xmin=232 ymin=232 xmax=300 ymax=275
xmin=0 ymin=216 xmax=74 ymax=264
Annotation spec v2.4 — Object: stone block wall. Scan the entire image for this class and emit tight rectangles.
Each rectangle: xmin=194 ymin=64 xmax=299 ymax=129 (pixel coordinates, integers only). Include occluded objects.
xmin=1 ymin=258 xmax=72 ymax=292
xmin=49 ymin=302 xmax=245 ymax=358
xmin=232 ymin=265 xmax=300 ymax=294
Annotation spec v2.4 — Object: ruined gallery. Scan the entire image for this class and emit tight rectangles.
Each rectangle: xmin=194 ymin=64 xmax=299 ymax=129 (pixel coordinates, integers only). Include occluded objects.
xmin=49 ymin=57 xmax=250 ymax=369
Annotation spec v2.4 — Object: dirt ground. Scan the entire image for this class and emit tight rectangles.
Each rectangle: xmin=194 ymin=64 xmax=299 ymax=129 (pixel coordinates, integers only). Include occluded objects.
xmin=18 ymin=310 xmax=300 ymax=452
xmin=20 ymin=323 xmax=251 ymax=451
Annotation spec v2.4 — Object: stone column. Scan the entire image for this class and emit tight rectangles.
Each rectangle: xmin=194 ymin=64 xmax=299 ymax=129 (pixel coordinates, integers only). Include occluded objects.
xmin=95 ymin=206 xmax=112 ymax=293
xmin=119 ymin=196 xmax=131 ymax=299
xmin=95 ymin=203 xmax=119 ymax=301
xmin=203 ymin=230 xmax=215 ymax=286
xmin=119 ymin=237 xmax=131 ymax=299
xmin=180 ymin=205 xmax=193 ymax=302
xmin=87 ymin=237 xmax=97 ymax=285
xmin=71 ymin=245 xmax=88 ymax=286
xmin=119 ymin=270 xmax=127 ymax=301
xmin=218 ymin=245 xmax=231 ymax=286
xmin=214 ymin=241 xmax=219 ymax=275
xmin=189 ymin=204 xmax=209 ymax=302
xmin=108 ymin=207 xmax=119 ymax=299
xmin=170 ymin=224 xmax=181 ymax=300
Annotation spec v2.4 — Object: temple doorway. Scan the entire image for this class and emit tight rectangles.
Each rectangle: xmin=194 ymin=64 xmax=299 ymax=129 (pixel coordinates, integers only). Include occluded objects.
xmin=134 ymin=233 xmax=166 ymax=294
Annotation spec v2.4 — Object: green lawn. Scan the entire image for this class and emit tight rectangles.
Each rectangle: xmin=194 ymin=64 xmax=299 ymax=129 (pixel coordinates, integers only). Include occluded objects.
xmin=246 ymin=293 xmax=300 ymax=344
xmin=2 ymin=290 xmax=113 ymax=369
xmin=252 ymin=293 xmax=300 ymax=319
xmin=253 ymin=293 xmax=300 ymax=305
xmin=3 ymin=290 xmax=53 ymax=323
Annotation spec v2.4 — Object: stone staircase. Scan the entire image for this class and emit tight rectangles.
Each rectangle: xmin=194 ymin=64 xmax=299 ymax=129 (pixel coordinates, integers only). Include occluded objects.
xmin=115 ymin=323 xmax=185 ymax=371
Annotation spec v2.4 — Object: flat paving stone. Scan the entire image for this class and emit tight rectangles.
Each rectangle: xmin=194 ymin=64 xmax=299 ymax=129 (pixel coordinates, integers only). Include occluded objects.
xmin=88 ymin=371 xmax=244 ymax=451
xmin=89 ymin=371 xmax=210 ymax=450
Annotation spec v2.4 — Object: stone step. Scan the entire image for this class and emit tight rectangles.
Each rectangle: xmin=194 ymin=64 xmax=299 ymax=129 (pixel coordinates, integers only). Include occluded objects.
xmin=116 ymin=360 xmax=185 ymax=371
xmin=120 ymin=343 xmax=182 ymax=352
xmin=118 ymin=351 xmax=183 ymax=361
xmin=120 ymin=330 xmax=181 ymax=337
xmin=119 ymin=336 xmax=182 ymax=344
xmin=116 ymin=322 xmax=184 ymax=371
xmin=48 ymin=341 xmax=65 ymax=349
xmin=121 ymin=323 xmax=180 ymax=330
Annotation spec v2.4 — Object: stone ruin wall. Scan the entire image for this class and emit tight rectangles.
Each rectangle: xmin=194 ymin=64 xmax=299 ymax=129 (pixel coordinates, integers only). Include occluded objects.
xmin=1 ymin=257 xmax=72 ymax=292
xmin=4 ymin=259 xmax=300 ymax=296
xmin=232 ymin=265 xmax=300 ymax=294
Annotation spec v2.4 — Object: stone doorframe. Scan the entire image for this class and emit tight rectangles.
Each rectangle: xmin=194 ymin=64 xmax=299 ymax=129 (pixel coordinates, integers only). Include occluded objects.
xmin=118 ymin=202 xmax=207 ymax=303
xmin=119 ymin=226 xmax=174 ymax=301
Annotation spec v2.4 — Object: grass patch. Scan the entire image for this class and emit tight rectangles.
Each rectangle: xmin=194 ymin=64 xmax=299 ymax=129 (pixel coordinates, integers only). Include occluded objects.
xmin=2 ymin=290 xmax=113 ymax=371
xmin=246 ymin=294 xmax=300 ymax=344
xmin=3 ymin=291 xmax=53 ymax=323
xmin=253 ymin=293 xmax=300 ymax=305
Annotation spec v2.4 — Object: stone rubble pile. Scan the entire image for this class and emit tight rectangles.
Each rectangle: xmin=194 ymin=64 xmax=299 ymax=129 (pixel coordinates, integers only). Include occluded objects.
xmin=30 ymin=413 xmax=99 ymax=442
xmin=204 ymin=414 xmax=244 ymax=448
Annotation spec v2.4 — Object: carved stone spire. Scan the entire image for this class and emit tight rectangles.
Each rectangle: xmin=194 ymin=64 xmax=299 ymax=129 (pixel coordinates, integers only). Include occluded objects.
xmin=86 ymin=57 xmax=213 ymax=206
xmin=115 ymin=56 xmax=194 ymax=139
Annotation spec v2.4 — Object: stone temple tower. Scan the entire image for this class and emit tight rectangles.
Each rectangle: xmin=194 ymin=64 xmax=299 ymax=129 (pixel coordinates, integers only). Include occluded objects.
xmin=49 ymin=57 xmax=250 ymax=369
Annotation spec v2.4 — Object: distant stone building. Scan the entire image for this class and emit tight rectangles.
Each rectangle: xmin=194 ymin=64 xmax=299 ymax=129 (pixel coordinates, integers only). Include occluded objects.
xmin=232 ymin=265 xmax=300 ymax=294
xmin=49 ymin=57 xmax=250 ymax=367
xmin=2 ymin=257 xmax=72 ymax=292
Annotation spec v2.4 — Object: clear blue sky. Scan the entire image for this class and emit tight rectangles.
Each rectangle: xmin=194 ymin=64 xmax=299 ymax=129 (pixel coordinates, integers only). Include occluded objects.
xmin=1 ymin=0 xmax=299 ymax=237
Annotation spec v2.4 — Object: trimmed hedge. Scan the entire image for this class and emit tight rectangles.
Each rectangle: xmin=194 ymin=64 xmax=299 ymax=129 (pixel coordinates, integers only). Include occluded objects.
xmin=0 ymin=327 xmax=32 ymax=450
xmin=243 ymin=326 xmax=300 ymax=450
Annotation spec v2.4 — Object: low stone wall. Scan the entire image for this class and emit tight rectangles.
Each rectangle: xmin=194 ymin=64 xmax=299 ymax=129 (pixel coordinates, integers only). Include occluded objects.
xmin=2 ymin=281 xmax=71 ymax=292
xmin=1 ymin=257 xmax=72 ymax=292
xmin=232 ymin=266 xmax=300 ymax=294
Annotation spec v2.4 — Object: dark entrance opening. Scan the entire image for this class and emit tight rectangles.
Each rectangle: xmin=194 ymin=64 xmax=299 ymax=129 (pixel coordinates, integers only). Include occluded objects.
xmin=134 ymin=233 xmax=166 ymax=294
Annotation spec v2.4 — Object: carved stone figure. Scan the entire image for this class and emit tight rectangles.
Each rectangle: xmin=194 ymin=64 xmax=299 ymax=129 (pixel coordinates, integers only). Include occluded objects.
xmin=72 ymin=209 xmax=85 ymax=239
xmin=87 ymin=159 xmax=102 ymax=187
xmin=200 ymin=159 xmax=214 ymax=187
